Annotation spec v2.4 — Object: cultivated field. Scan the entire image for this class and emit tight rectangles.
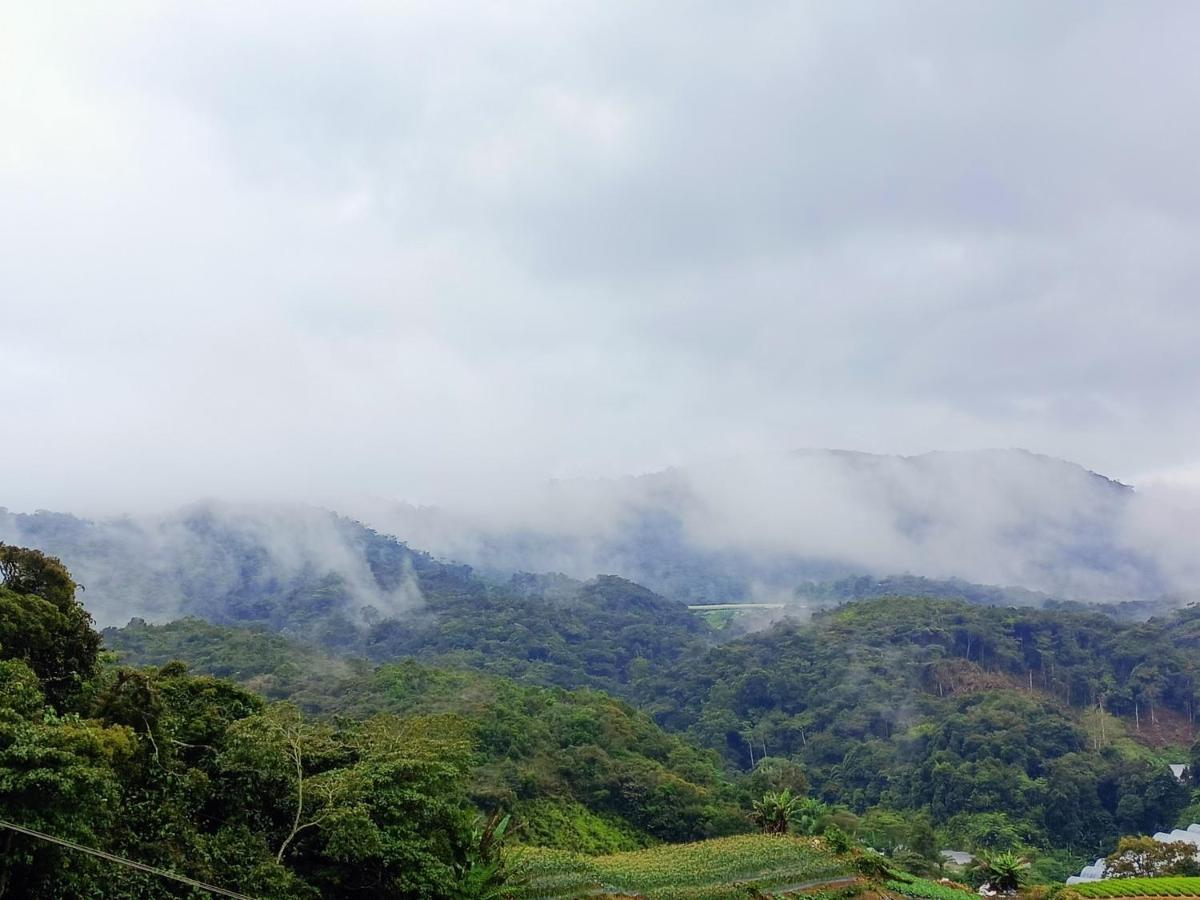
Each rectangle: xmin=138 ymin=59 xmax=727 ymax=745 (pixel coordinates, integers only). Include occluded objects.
xmin=885 ymin=878 xmax=975 ymax=900
xmin=516 ymin=833 xmax=854 ymax=899
xmin=1070 ymin=878 xmax=1200 ymax=898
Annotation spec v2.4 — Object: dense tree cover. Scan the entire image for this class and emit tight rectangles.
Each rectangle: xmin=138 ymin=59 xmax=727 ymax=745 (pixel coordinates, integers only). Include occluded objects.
xmin=637 ymin=597 xmax=1200 ymax=856
xmin=361 ymin=573 xmax=710 ymax=694
xmin=0 ymin=544 xmax=101 ymax=707
xmin=104 ymin=594 xmax=1200 ymax=873
xmin=20 ymin=519 xmax=1200 ymax=887
xmin=0 ymin=548 xmax=498 ymax=898
xmin=107 ymin=587 xmax=1200 ymax=865
xmin=1104 ymin=836 xmax=1200 ymax=877
xmin=4 ymin=508 xmax=713 ymax=697
xmin=106 ymin=618 xmax=751 ymax=853
xmin=795 ymin=575 xmax=1056 ymax=610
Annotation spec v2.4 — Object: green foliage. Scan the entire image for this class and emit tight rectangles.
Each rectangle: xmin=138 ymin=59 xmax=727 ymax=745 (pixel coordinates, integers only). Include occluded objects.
xmin=823 ymin=824 xmax=854 ymax=855
xmin=0 ymin=546 xmax=488 ymax=899
xmin=973 ymin=851 xmax=1031 ymax=892
xmin=0 ymin=705 xmax=136 ymax=894
xmin=1105 ymin=837 xmax=1200 ymax=878
xmin=639 ymin=597 xmax=1200 ymax=856
xmin=753 ymin=790 xmax=805 ymax=835
xmin=1026 ymin=851 xmax=1087 ymax=886
xmin=107 ymin=622 xmax=750 ymax=849
xmin=851 ymin=849 xmax=896 ymax=880
xmin=510 ymin=798 xmax=645 ymax=854
xmin=745 ymin=756 xmax=809 ymax=798
xmin=451 ymin=812 xmax=526 ymax=900
xmin=0 ymin=543 xmax=77 ymax=607
xmin=0 ymin=544 xmax=100 ymax=707
xmin=791 ymin=798 xmax=833 ymax=836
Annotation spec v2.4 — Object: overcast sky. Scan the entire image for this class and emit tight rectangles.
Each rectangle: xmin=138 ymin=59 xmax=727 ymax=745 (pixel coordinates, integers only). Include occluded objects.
xmin=4 ymin=1 xmax=1200 ymax=514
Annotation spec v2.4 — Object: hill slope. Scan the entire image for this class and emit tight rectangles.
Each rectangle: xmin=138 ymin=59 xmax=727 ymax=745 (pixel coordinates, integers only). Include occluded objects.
xmin=103 ymin=617 xmax=748 ymax=852
xmin=2 ymin=503 xmax=710 ymax=695
xmin=348 ymin=448 xmax=1166 ymax=603
xmin=637 ymin=596 xmax=1200 ymax=855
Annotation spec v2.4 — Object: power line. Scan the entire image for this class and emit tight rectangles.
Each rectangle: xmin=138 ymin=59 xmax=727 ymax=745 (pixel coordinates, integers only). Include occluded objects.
xmin=0 ymin=819 xmax=255 ymax=899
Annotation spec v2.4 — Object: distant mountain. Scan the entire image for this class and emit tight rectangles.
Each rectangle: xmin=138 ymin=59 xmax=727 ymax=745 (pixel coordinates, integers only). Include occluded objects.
xmin=0 ymin=502 xmax=710 ymax=695
xmin=346 ymin=448 xmax=1177 ymax=604
xmin=0 ymin=502 xmax=466 ymax=630
xmin=2 ymin=448 xmax=1193 ymax=641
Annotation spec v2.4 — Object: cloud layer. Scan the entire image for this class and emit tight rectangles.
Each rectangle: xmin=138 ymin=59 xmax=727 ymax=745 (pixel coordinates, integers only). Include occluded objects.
xmin=4 ymin=2 xmax=1200 ymax=512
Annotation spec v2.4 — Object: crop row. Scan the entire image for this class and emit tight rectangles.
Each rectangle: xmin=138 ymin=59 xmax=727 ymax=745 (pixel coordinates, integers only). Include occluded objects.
xmin=1071 ymin=877 xmax=1200 ymax=898
xmin=517 ymin=834 xmax=852 ymax=899
xmin=885 ymin=878 xmax=976 ymax=900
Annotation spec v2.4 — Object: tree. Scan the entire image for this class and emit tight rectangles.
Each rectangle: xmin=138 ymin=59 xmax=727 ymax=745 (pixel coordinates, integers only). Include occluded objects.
xmin=216 ymin=703 xmax=356 ymax=864
xmin=791 ymin=798 xmax=833 ymax=836
xmin=1105 ymin=837 xmax=1200 ymax=878
xmin=752 ymin=790 xmax=804 ymax=835
xmin=974 ymin=851 xmax=1030 ymax=893
xmin=451 ymin=812 xmax=526 ymax=900
xmin=0 ymin=545 xmax=100 ymax=708
xmin=0 ymin=684 xmax=136 ymax=897
xmin=859 ymin=807 xmax=911 ymax=853
xmin=0 ymin=544 xmax=77 ymax=608
xmin=746 ymin=757 xmax=808 ymax=799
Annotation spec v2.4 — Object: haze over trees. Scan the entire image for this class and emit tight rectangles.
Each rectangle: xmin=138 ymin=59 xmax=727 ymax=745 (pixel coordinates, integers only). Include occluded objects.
xmin=5 ymin=470 xmax=1200 ymax=896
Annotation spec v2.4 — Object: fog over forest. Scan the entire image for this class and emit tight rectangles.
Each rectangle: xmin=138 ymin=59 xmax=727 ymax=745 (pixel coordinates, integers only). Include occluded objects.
xmin=5 ymin=448 xmax=1200 ymax=628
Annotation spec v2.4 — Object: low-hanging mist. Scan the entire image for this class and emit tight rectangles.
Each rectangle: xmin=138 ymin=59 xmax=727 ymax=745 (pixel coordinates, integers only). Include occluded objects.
xmin=352 ymin=448 xmax=1200 ymax=604
xmin=4 ymin=448 xmax=1200 ymax=629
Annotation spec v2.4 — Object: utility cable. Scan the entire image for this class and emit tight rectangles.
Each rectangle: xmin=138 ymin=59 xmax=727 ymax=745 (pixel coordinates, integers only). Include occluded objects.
xmin=0 ymin=819 xmax=254 ymax=899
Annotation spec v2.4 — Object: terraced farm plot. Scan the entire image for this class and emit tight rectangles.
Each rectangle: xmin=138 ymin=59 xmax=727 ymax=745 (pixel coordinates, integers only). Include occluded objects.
xmin=885 ymin=878 xmax=975 ymax=900
xmin=1070 ymin=878 xmax=1200 ymax=898
xmin=517 ymin=834 xmax=854 ymax=900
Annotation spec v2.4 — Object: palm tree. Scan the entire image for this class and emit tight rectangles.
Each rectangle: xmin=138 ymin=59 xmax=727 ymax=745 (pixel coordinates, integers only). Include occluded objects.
xmin=975 ymin=851 xmax=1029 ymax=893
xmin=453 ymin=812 xmax=526 ymax=899
xmin=752 ymin=791 xmax=831 ymax=835
xmin=752 ymin=790 xmax=803 ymax=834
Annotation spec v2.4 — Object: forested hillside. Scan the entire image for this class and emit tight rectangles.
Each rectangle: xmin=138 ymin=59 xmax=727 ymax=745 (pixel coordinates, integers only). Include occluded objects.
xmin=0 ymin=506 xmax=710 ymax=696
xmin=104 ymin=587 xmax=1200 ymax=872
xmin=0 ymin=542 xmax=764 ymax=899
xmin=0 ymin=544 xmax=488 ymax=897
xmin=8 ymin=515 xmax=1200 ymax=894
xmin=639 ymin=598 xmax=1200 ymax=857
xmin=105 ymin=618 xmax=749 ymax=853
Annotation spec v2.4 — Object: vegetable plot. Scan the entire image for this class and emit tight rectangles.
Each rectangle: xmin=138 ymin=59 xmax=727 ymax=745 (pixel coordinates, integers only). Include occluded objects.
xmin=1071 ymin=878 xmax=1200 ymax=898
xmin=518 ymin=834 xmax=853 ymax=899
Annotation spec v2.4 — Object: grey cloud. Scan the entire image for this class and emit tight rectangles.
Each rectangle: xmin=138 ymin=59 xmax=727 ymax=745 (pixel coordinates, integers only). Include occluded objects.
xmin=3 ymin=1 xmax=1200 ymax=515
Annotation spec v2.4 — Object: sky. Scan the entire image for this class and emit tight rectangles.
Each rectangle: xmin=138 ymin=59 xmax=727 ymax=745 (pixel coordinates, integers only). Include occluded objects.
xmin=4 ymin=1 xmax=1200 ymax=515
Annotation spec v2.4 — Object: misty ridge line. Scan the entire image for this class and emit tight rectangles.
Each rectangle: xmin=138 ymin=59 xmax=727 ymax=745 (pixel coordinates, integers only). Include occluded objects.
xmin=2 ymin=448 xmax=1199 ymax=632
